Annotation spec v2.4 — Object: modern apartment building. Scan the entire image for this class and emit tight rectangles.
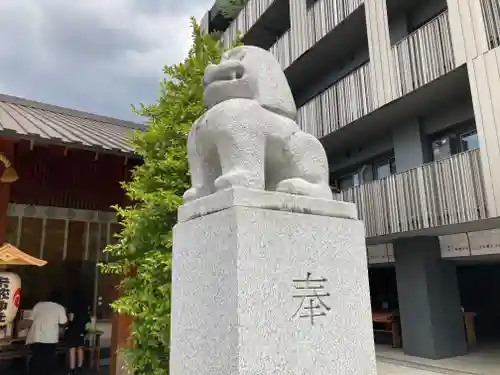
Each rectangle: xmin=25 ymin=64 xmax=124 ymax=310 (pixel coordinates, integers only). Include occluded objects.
xmin=201 ymin=0 xmax=500 ymax=361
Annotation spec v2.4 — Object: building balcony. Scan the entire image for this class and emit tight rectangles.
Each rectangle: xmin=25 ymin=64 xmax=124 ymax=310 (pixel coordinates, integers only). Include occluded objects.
xmin=480 ymin=0 xmax=500 ymax=49
xmin=296 ymin=62 xmax=374 ymax=138
xmin=334 ymin=149 xmax=489 ymax=238
xmin=392 ymin=10 xmax=455 ymax=98
xmin=269 ymin=29 xmax=292 ymax=69
xmin=221 ymin=0 xmax=289 ymax=49
xmin=222 ymin=0 xmax=275 ymax=48
xmin=290 ymin=0 xmax=364 ymax=61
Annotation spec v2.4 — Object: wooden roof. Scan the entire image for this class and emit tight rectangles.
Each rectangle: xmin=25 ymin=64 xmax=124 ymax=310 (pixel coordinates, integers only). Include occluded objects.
xmin=0 ymin=243 xmax=47 ymax=266
xmin=0 ymin=94 xmax=146 ymax=156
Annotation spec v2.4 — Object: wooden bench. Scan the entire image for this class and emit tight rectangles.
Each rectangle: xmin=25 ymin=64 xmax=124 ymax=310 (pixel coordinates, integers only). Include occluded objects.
xmin=371 ymin=311 xmax=476 ymax=349
xmin=463 ymin=312 xmax=476 ymax=345
xmin=372 ymin=311 xmax=401 ymax=348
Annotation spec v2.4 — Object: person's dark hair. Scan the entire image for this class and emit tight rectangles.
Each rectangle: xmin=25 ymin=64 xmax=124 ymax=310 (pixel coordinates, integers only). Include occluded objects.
xmin=70 ymin=294 xmax=89 ymax=315
xmin=49 ymin=290 xmax=63 ymax=305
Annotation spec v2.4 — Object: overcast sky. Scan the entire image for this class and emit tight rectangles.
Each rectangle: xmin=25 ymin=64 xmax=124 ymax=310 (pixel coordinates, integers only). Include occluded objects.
xmin=0 ymin=0 xmax=214 ymax=123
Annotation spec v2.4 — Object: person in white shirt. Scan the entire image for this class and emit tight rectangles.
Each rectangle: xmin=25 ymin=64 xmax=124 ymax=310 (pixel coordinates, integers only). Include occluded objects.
xmin=26 ymin=290 xmax=68 ymax=375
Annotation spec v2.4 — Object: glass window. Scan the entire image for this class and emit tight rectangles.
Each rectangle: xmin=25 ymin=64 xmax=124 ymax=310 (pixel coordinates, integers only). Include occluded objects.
xmin=306 ymin=0 xmax=318 ymax=9
xmin=339 ymin=172 xmax=361 ymax=190
xmin=352 ymin=172 xmax=361 ymax=187
xmin=375 ymin=158 xmax=396 ymax=180
xmin=390 ymin=158 xmax=397 ymax=174
xmin=460 ymin=131 xmax=479 ymax=152
xmin=432 ymin=136 xmax=451 ymax=161
xmin=375 ymin=163 xmax=391 ymax=180
xmin=338 ymin=176 xmax=352 ymax=190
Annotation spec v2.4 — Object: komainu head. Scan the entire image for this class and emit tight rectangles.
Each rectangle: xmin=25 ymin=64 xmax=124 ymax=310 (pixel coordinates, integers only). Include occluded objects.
xmin=203 ymin=45 xmax=297 ymax=120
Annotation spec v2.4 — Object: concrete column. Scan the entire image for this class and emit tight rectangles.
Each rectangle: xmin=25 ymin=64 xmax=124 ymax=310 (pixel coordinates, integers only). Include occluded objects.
xmin=394 ymin=237 xmax=467 ymax=359
xmin=392 ymin=119 xmax=426 ymax=173
xmin=365 ymin=0 xmax=396 ymax=108
xmin=200 ymin=11 xmax=210 ymax=35
xmin=446 ymin=0 xmax=489 ymax=65
xmin=468 ymin=48 xmax=500 ymax=218
xmin=289 ymin=0 xmax=308 ymax=61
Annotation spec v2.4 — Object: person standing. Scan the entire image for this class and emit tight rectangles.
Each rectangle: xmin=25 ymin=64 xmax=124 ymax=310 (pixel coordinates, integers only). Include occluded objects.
xmin=66 ymin=296 xmax=91 ymax=375
xmin=26 ymin=290 xmax=68 ymax=375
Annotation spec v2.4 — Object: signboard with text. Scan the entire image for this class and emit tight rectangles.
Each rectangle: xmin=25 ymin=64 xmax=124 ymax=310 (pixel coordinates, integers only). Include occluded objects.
xmin=367 ymin=243 xmax=394 ymax=264
xmin=439 ymin=233 xmax=470 ymax=258
xmin=468 ymin=229 xmax=500 ymax=256
xmin=0 ymin=272 xmax=21 ymax=326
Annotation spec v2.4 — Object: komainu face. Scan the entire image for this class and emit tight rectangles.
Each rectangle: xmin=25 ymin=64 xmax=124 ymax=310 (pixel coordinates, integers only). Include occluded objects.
xmin=203 ymin=46 xmax=297 ymax=120
xmin=184 ymin=45 xmax=333 ymax=203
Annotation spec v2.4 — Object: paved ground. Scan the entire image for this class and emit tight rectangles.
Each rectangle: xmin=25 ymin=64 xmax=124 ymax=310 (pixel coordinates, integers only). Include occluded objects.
xmin=80 ymin=362 xmax=472 ymax=375
xmin=377 ymin=357 xmax=481 ymax=374
xmin=4 ymin=352 xmax=495 ymax=374
xmin=379 ymin=361 xmax=449 ymax=374
xmin=83 ymin=362 xmax=476 ymax=375
xmin=377 ymin=343 xmax=500 ymax=375
xmin=1 ymin=362 xmax=480 ymax=375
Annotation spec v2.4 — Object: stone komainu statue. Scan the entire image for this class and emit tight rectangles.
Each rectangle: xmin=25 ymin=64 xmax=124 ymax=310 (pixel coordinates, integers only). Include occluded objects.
xmin=184 ymin=45 xmax=333 ymax=202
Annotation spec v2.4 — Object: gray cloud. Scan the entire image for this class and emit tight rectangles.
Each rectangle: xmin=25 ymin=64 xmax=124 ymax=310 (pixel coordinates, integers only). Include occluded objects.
xmin=0 ymin=0 xmax=215 ymax=122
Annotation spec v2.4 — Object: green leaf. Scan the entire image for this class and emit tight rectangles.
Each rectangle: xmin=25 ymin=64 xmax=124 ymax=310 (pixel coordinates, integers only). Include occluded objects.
xmin=103 ymin=18 xmax=242 ymax=375
xmin=216 ymin=0 xmax=249 ymax=19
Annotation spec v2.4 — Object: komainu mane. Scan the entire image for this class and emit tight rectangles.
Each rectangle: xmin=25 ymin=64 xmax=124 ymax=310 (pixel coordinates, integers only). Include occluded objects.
xmin=184 ymin=45 xmax=333 ymax=202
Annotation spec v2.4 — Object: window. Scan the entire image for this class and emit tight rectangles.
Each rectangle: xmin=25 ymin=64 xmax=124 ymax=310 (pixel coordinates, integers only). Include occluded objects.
xmin=432 ymin=136 xmax=452 ymax=161
xmin=375 ymin=158 xmax=396 ymax=180
xmin=334 ymin=153 xmax=396 ymax=190
xmin=339 ymin=172 xmax=361 ymax=190
xmin=460 ymin=130 xmax=479 ymax=152
xmin=306 ymin=0 xmax=319 ymax=9
xmin=429 ymin=121 xmax=478 ymax=162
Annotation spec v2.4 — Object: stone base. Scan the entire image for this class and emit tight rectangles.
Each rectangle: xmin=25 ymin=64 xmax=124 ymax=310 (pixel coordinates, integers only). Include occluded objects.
xmin=171 ymin=188 xmax=377 ymax=375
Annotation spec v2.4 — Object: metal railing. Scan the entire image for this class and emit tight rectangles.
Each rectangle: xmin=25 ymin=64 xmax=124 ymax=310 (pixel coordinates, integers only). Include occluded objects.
xmin=334 ymin=149 xmax=488 ymax=238
xmin=290 ymin=0 xmax=363 ymax=61
xmin=296 ymin=62 xmax=374 ymax=138
xmin=222 ymin=0 xmax=276 ymax=48
xmin=269 ymin=30 xmax=292 ymax=69
xmin=480 ymin=0 xmax=500 ymax=49
xmin=392 ymin=10 xmax=455 ymax=98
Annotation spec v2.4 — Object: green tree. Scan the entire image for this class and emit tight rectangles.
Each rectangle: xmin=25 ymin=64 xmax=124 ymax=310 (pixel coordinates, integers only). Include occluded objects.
xmin=103 ymin=18 xmax=241 ymax=375
xmin=216 ymin=0 xmax=248 ymax=19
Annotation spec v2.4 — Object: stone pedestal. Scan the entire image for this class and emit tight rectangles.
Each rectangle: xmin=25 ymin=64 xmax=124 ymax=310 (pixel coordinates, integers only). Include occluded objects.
xmin=171 ymin=188 xmax=377 ymax=375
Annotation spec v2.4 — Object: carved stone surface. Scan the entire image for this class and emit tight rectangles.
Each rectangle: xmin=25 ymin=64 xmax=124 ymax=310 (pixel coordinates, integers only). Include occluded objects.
xmin=184 ymin=45 xmax=333 ymax=202
xmin=171 ymin=189 xmax=377 ymax=375
xmin=178 ymin=187 xmax=357 ymax=223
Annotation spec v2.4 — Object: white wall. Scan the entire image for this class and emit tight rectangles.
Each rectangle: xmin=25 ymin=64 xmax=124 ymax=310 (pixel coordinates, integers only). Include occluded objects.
xmin=468 ymin=47 xmax=500 ymax=217
xmin=365 ymin=0 xmax=396 ymax=107
xmin=446 ymin=0 xmax=489 ymax=65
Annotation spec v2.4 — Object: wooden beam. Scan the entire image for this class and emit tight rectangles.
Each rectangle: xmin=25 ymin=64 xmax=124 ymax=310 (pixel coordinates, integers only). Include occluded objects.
xmin=110 ymin=308 xmax=134 ymax=375
xmin=109 ymin=268 xmax=135 ymax=375
xmin=0 ymin=139 xmax=15 ymax=244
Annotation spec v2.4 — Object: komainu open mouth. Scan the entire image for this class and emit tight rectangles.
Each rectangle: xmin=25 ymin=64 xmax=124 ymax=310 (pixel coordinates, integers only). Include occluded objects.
xmin=204 ymin=60 xmax=245 ymax=87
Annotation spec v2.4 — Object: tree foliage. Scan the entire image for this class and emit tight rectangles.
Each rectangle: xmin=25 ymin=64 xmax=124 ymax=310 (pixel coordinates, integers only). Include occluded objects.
xmin=216 ymin=0 xmax=248 ymax=19
xmin=103 ymin=18 xmax=241 ymax=375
